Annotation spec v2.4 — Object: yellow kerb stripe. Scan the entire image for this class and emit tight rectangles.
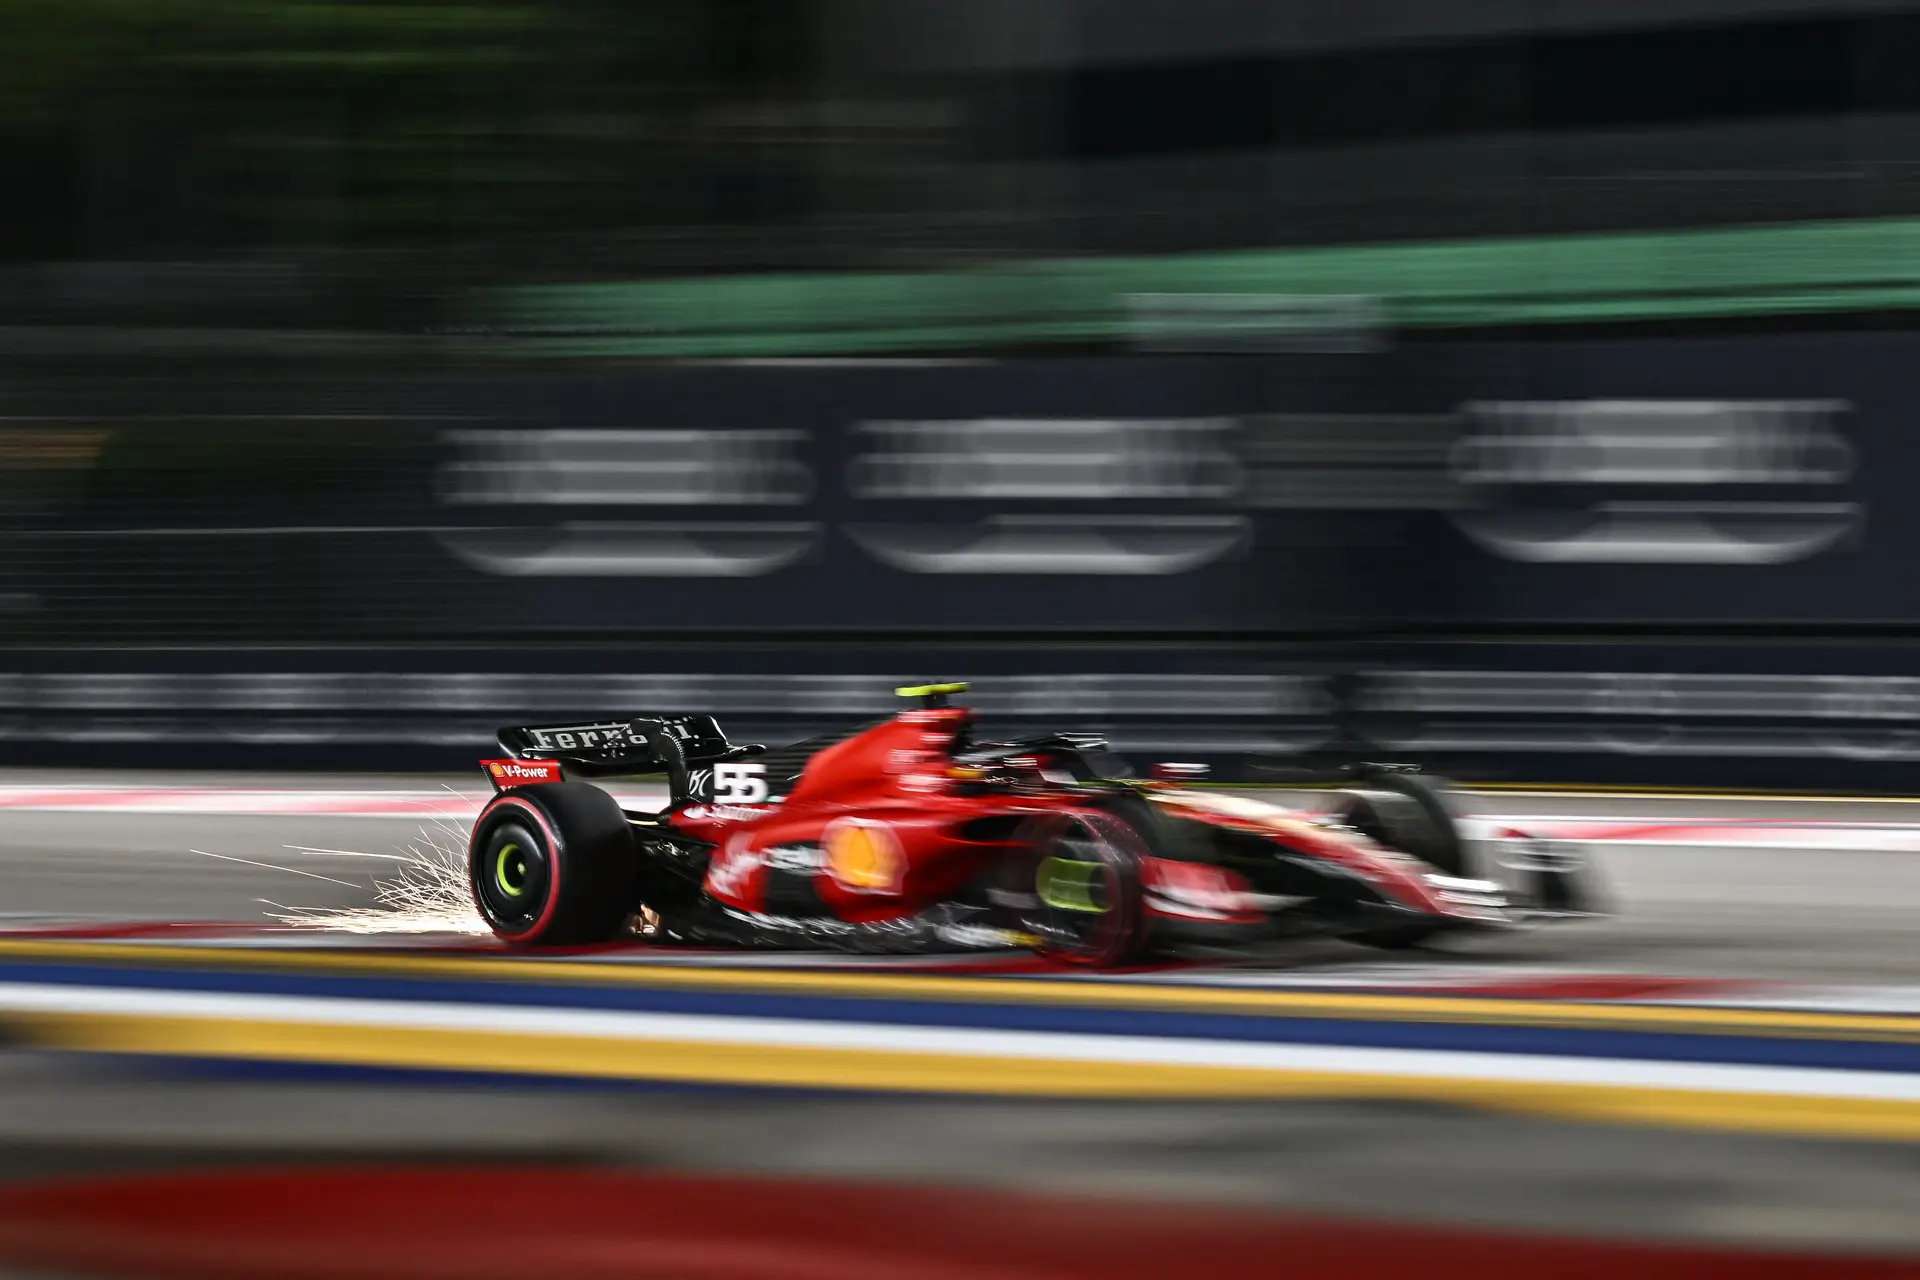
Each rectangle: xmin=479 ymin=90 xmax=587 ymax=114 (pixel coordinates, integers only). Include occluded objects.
xmin=0 ymin=939 xmax=1914 ymax=1043
xmin=12 ymin=1010 xmax=1920 ymax=1143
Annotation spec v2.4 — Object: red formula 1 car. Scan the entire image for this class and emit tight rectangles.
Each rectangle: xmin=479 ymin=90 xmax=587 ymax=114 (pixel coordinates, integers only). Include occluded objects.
xmin=465 ymin=683 xmax=1596 ymax=964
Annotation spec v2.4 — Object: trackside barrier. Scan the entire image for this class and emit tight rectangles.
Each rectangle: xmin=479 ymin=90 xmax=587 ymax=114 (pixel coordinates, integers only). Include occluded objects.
xmin=12 ymin=640 xmax=1920 ymax=790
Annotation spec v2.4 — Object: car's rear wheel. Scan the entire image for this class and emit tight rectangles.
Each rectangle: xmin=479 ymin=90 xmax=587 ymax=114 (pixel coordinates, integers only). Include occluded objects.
xmin=468 ymin=783 xmax=639 ymax=946
xmin=1003 ymin=811 xmax=1147 ymax=967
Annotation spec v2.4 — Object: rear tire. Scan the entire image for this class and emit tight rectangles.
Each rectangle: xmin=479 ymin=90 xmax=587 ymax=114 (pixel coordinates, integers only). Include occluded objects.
xmin=1004 ymin=810 xmax=1147 ymax=967
xmin=469 ymin=783 xmax=639 ymax=946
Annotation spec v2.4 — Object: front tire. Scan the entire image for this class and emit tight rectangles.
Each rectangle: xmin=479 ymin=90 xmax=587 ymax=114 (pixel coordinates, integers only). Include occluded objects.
xmin=468 ymin=783 xmax=639 ymax=946
xmin=1004 ymin=810 xmax=1148 ymax=967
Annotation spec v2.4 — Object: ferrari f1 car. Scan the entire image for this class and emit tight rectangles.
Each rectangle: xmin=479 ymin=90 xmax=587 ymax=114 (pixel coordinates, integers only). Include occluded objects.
xmin=465 ymin=683 xmax=1597 ymax=964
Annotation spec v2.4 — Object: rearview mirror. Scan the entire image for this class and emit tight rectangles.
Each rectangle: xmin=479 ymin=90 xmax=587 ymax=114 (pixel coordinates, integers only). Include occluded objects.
xmin=1150 ymin=762 xmax=1210 ymax=782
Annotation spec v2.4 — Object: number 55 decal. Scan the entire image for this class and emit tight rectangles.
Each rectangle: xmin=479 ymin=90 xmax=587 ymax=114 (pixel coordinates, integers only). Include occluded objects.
xmin=713 ymin=762 xmax=769 ymax=803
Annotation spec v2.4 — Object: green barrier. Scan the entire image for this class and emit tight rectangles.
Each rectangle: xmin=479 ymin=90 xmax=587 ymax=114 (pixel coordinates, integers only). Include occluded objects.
xmin=491 ymin=216 xmax=1920 ymax=357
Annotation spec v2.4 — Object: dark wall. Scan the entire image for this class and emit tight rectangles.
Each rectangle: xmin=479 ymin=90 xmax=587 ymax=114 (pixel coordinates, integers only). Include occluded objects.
xmin=0 ymin=333 xmax=1902 ymax=641
xmin=5 ymin=332 xmax=1920 ymax=788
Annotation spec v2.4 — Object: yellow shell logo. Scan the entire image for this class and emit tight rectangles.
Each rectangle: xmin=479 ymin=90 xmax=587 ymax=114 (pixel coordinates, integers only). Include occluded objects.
xmin=826 ymin=821 xmax=903 ymax=895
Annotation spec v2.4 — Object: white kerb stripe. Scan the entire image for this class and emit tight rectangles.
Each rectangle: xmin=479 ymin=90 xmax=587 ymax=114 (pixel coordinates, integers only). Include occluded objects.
xmin=0 ymin=984 xmax=1910 ymax=1103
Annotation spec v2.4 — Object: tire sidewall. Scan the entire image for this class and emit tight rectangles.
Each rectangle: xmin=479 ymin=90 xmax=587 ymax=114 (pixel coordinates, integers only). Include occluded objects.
xmin=470 ymin=793 xmax=568 ymax=944
xmin=1009 ymin=809 xmax=1147 ymax=967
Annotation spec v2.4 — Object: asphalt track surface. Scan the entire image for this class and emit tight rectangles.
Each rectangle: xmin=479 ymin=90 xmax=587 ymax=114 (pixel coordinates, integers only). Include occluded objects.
xmin=0 ymin=773 xmax=1917 ymax=1255
xmin=3 ymin=772 xmax=1919 ymax=985
xmin=0 ymin=1054 xmax=1914 ymax=1256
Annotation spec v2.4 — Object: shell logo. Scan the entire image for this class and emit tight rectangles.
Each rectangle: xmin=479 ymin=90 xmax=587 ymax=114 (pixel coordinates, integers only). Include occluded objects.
xmin=824 ymin=819 xmax=904 ymax=895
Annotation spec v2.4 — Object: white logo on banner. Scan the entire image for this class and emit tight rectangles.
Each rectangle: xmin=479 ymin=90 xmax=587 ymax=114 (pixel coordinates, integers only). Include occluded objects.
xmin=434 ymin=429 xmax=817 ymax=577
xmin=1449 ymin=400 xmax=1860 ymax=564
xmin=846 ymin=419 xmax=1247 ymax=575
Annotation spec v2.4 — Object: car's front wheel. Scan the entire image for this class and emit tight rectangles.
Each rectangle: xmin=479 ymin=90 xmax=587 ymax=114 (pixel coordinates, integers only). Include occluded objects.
xmin=1002 ymin=810 xmax=1148 ymax=967
xmin=468 ymin=782 xmax=639 ymax=946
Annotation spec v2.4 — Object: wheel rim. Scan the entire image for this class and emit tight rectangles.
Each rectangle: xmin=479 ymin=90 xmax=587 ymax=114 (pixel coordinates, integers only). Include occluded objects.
xmin=1024 ymin=821 xmax=1123 ymax=960
xmin=1037 ymin=852 xmax=1110 ymax=915
xmin=494 ymin=843 xmax=530 ymax=899
xmin=474 ymin=821 xmax=550 ymax=931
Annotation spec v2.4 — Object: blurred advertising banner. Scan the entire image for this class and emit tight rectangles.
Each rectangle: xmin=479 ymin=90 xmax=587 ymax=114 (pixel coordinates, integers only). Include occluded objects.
xmin=0 ymin=645 xmax=1337 ymax=777
xmin=1348 ymin=640 xmax=1920 ymax=791
xmin=10 ymin=642 xmax=1920 ymax=790
xmin=0 ymin=331 xmax=1908 ymax=640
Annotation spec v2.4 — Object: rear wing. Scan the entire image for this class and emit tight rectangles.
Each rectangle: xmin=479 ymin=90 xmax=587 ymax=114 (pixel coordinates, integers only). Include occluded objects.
xmin=495 ymin=714 xmax=763 ymax=798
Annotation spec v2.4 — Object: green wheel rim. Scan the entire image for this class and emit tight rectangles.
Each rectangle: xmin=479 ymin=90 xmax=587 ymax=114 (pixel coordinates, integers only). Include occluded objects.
xmin=494 ymin=842 xmax=529 ymax=898
xmin=1037 ymin=855 xmax=1108 ymax=914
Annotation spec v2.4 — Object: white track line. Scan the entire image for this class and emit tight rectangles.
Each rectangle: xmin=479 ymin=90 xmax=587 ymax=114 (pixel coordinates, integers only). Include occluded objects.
xmin=0 ymin=983 xmax=1911 ymax=1102
xmin=0 ymin=787 xmax=665 ymax=817
xmin=3 ymin=787 xmax=1919 ymax=849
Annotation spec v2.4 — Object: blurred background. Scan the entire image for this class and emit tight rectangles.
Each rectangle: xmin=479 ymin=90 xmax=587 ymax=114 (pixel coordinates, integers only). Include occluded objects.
xmin=5 ymin=0 xmax=1920 ymax=790
xmin=1 ymin=2 xmax=1919 ymax=1276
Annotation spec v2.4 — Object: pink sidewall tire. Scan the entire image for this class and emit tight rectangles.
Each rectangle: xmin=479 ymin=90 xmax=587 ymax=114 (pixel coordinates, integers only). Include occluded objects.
xmin=1006 ymin=809 xmax=1148 ymax=968
xmin=468 ymin=782 xmax=639 ymax=946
